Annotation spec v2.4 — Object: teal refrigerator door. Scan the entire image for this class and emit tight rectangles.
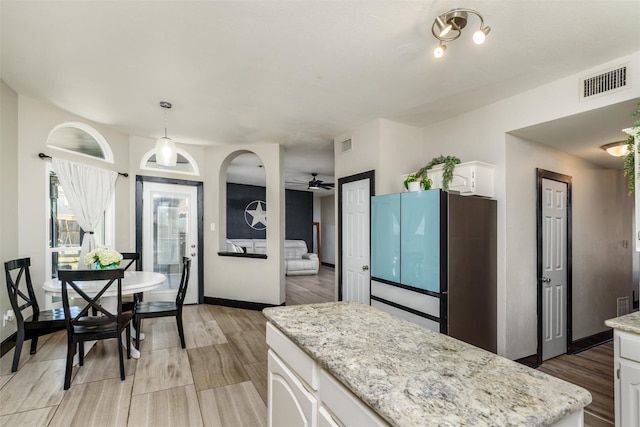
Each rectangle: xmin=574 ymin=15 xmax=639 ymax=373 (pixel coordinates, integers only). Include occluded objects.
xmin=400 ymin=190 xmax=440 ymax=292
xmin=371 ymin=193 xmax=401 ymax=282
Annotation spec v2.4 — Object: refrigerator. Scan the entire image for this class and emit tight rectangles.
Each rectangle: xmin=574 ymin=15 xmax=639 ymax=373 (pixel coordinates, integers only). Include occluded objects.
xmin=371 ymin=189 xmax=497 ymax=353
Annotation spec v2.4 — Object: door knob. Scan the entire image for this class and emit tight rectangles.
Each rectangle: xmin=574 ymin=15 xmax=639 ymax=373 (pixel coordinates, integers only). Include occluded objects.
xmin=540 ymin=277 xmax=551 ymax=283
xmin=362 ymin=265 xmax=369 ymax=271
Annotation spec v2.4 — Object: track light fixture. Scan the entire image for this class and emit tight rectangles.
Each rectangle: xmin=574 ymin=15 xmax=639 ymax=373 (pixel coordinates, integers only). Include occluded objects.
xmin=155 ymin=101 xmax=177 ymax=167
xmin=431 ymin=8 xmax=490 ymax=59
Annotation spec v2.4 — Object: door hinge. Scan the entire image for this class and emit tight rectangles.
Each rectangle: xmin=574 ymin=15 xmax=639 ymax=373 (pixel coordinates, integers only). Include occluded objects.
xmin=617 ymin=368 xmax=620 ymax=379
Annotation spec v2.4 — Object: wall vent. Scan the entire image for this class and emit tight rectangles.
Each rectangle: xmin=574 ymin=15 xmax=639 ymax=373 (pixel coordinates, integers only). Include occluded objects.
xmin=617 ymin=296 xmax=630 ymax=317
xmin=341 ymin=138 xmax=352 ymax=153
xmin=580 ymin=64 xmax=629 ymax=101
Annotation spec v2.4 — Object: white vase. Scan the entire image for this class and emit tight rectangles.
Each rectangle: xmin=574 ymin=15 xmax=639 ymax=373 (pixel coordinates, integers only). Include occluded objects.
xmin=407 ymin=181 xmax=421 ymax=192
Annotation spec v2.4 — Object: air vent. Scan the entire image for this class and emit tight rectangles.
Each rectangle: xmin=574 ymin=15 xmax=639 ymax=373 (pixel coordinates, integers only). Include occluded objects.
xmin=580 ymin=65 xmax=629 ymax=101
xmin=341 ymin=138 xmax=352 ymax=153
xmin=617 ymin=296 xmax=630 ymax=317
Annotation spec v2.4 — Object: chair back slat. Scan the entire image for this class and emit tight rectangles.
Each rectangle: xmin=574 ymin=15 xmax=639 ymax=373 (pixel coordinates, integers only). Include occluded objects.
xmin=58 ymin=269 xmax=124 ymax=330
xmin=4 ymin=258 xmax=39 ymax=323
xmin=175 ymin=257 xmax=191 ymax=307
xmin=120 ymin=252 xmax=141 ymax=271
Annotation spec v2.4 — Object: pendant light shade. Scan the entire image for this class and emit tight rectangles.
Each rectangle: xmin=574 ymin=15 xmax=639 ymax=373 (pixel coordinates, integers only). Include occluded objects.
xmin=156 ymin=101 xmax=177 ymax=167
xmin=155 ymin=136 xmax=177 ymax=166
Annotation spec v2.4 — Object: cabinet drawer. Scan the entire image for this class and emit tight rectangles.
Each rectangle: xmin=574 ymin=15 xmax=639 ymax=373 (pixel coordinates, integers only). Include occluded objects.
xmin=371 ymin=280 xmax=440 ymax=318
xmin=619 ymin=331 xmax=640 ymax=362
xmin=267 ymin=322 xmax=319 ymax=390
xmin=371 ymin=300 xmax=440 ymax=332
xmin=319 ymin=369 xmax=389 ymax=427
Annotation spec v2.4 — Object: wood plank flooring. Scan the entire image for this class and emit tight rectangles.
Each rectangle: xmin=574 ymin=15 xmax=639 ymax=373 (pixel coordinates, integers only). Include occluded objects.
xmin=1 ymin=265 xmax=615 ymax=426
xmin=285 ymin=264 xmax=335 ymax=306
xmin=0 ymin=267 xmax=335 ymax=427
xmin=537 ymin=342 xmax=614 ymax=427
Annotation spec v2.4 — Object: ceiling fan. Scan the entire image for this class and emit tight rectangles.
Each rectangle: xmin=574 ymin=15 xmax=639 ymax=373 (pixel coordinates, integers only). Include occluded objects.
xmin=307 ymin=173 xmax=334 ymax=190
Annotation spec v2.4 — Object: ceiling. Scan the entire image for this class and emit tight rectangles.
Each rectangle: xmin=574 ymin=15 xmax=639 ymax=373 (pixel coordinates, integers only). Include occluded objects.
xmin=1 ymin=1 xmax=639 ymax=188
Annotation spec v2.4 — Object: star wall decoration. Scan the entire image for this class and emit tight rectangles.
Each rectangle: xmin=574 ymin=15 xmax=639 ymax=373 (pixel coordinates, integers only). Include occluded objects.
xmin=244 ymin=200 xmax=267 ymax=230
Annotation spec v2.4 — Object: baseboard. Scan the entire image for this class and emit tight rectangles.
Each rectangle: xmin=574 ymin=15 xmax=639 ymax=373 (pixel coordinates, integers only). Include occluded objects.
xmin=203 ymin=297 xmax=284 ymax=311
xmin=1 ymin=332 xmax=17 ymax=358
xmin=321 ymin=262 xmax=335 ymax=268
xmin=515 ymin=354 xmax=539 ymax=368
xmin=569 ymin=330 xmax=613 ymax=354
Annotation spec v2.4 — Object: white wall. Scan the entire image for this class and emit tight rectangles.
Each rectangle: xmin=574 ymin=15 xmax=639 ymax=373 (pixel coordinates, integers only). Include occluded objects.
xmin=333 ymin=118 xmax=423 ymax=293
xmin=505 ymin=135 xmax=632 ymax=357
xmin=1 ymin=81 xmax=19 ymax=342
xmin=421 ymin=51 xmax=640 ymax=359
xmin=203 ymin=144 xmax=285 ymax=305
xmin=320 ymin=195 xmax=335 ymax=265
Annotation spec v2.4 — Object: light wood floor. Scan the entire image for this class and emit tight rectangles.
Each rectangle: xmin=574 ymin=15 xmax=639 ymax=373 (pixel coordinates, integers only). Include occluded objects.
xmin=1 ymin=266 xmax=615 ymax=426
xmin=537 ymin=342 xmax=614 ymax=427
xmin=0 ymin=266 xmax=336 ymax=427
xmin=285 ymin=264 xmax=335 ymax=306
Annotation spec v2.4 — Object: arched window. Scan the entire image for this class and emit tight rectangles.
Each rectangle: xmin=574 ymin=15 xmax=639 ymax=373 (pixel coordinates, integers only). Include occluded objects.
xmin=140 ymin=148 xmax=200 ymax=176
xmin=46 ymin=122 xmax=114 ymax=163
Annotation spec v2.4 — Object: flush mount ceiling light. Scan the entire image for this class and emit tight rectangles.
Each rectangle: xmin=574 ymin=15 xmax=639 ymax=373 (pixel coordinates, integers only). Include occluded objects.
xmin=155 ymin=101 xmax=177 ymax=167
xmin=432 ymin=8 xmax=490 ymax=59
xmin=601 ymin=141 xmax=629 ymax=157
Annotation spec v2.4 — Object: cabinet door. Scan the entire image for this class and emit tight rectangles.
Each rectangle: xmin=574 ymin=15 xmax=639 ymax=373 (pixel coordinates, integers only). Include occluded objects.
xmin=318 ymin=407 xmax=340 ymax=427
xmin=400 ymin=190 xmax=441 ymax=292
xmin=619 ymin=358 xmax=640 ymax=427
xmin=371 ymin=194 xmax=401 ymax=282
xmin=268 ymin=350 xmax=317 ymax=427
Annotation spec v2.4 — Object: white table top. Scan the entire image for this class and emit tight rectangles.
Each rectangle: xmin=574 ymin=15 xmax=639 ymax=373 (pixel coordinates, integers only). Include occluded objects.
xmin=43 ymin=270 xmax=166 ymax=297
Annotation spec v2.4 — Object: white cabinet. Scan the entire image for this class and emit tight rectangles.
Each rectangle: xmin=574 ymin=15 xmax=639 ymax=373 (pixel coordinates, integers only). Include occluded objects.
xmin=614 ymin=329 xmax=640 ymax=427
xmin=266 ymin=322 xmax=389 ymax=427
xmin=268 ymin=350 xmax=317 ymax=427
xmin=426 ymin=160 xmax=495 ymax=197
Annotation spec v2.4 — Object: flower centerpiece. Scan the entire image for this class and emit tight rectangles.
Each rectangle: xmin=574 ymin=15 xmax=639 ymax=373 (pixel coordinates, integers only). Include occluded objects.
xmin=84 ymin=248 xmax=123 ymax=269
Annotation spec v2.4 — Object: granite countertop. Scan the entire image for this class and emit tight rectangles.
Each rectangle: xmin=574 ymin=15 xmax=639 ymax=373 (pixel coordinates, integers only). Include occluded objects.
xmin=263 ymin=302 xmax=591 ymax=427
xmin=605 ymin=311 xmax=640 ymax=334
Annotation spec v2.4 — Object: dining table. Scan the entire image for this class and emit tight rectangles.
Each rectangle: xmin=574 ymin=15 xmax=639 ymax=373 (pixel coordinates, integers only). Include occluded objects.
xmin=43 ymin=270 xmax=166 ymax=359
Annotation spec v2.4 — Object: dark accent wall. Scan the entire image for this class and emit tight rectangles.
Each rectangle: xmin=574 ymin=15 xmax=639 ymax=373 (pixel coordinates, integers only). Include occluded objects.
xmin=227 ymin=183 xmax=313 ymax=251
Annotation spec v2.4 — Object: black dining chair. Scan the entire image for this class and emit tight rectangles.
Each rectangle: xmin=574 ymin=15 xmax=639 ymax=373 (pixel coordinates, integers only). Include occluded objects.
xmin=4 ymin=257 xmax=82 ymax=373
xmin=58 ymin=268 xmax=133 ymax=390
xmin=119 ymin=252 xmax=142 ymax=313
xmin=134 ymin=257 xmax=191 ymax=349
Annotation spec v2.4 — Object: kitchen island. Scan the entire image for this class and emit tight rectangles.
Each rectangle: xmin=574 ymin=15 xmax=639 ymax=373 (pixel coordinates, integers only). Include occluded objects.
xmin=605 ymin=311 xmax=640 ymax=427
xmin=264 ymin=302 xmax=591 ymax=426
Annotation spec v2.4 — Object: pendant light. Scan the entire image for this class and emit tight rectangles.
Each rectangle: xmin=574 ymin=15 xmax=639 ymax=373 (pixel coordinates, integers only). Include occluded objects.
xmin=155 ymin=101 xmax=177 ymax=167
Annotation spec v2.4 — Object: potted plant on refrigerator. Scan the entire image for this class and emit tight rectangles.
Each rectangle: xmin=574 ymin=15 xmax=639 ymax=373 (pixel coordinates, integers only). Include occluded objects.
xmin=416 ymin=155 xmax=461 ymax=190
xmin=404 ymin=174 xmax=432 ymax=192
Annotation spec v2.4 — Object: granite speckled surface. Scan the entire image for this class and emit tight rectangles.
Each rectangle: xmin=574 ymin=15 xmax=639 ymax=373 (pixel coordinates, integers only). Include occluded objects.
xmin=605 ymin=311 xmax=640 ymax=334
xmin=263 ymin=301 xmax=591 ymax=427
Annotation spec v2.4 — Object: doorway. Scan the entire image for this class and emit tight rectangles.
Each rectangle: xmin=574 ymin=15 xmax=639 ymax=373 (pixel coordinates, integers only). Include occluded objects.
xmin=536 ymin=169 xmax=572 ymax=363
xmin=338 ymin=170 xmax=374 ymax=303
xmin=136 ymin=176 xmax=203 ymax=304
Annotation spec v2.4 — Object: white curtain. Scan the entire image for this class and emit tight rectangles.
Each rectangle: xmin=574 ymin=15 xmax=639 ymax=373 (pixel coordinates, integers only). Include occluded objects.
xmin=52 ymin=158 xmax=118 ymax=269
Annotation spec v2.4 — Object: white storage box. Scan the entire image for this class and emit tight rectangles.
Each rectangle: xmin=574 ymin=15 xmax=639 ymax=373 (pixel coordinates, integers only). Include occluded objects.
xmin=427 ymin=161 xmax=495 ymax=197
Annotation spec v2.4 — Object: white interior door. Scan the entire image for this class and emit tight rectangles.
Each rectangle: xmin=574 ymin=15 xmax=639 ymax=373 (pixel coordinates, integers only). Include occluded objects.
xmin=542 ymin=178 xmax=567 ymax=360
xmin=342 ymin=179 xmax=370 ymax=303
xmin=142 ymin=182 xmax=199 ymax=304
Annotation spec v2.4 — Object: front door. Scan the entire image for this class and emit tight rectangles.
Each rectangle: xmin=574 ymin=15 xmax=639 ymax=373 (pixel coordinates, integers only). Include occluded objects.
xmin=142 ymin=181 xmax=199 ymax=304
xmin=341 ymin=178 xmax=371 ymax=303
xmin=541 ymin=177 xmax=568 ymax=360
